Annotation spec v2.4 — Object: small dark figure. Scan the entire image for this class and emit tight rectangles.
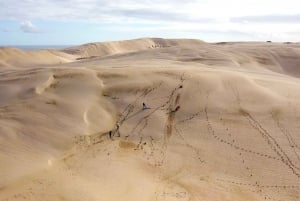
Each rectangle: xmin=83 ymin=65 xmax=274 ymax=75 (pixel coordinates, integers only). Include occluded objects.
xmin=175 ymin=105 xmax=180 ymax=112
xmin=116 ymin=123 xmax=120 ymax=137
xmin=143 ymin=102 xmax=148 ymax=110
xmin=172 ymin=105 xmax=180 ymax=112
xmin=109 ymin=131 xmax=112 ymax=138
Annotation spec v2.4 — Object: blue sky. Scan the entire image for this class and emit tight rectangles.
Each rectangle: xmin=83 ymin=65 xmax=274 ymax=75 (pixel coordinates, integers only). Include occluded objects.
xmin=0 ymin=0 xmax=299 ymax=45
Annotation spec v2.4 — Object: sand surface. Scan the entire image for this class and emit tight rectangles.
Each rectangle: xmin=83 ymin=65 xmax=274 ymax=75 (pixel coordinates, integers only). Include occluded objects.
xmin=0 ymin=38 xmax=299 ymax=201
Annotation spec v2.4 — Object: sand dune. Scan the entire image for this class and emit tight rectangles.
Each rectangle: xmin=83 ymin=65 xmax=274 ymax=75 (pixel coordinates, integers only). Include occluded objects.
xmin=63 ymin=38 xmax=205 ymax=58
xmin=61 ymin=39 xmax=300 ymax=78
xmin=0 ymin=47 xmax=76 ymax=68
xmin=0 ymin=38 xmax=300 ymax=201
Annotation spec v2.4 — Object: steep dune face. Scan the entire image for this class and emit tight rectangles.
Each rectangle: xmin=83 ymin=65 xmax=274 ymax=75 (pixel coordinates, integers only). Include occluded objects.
xmin=270 ymin=46 xmax=300 ymax=77
xmin=216 ymin=43 xmax=300 ymax=77
xmin=0 ymin=39 xmax=300 ymax=201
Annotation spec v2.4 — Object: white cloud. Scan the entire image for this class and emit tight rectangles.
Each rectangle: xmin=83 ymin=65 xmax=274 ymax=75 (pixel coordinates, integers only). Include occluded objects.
xmin=1 ymin=0 xmax=300 ymax=41
xmin=1 ymin=0 xmax=299 ymax=22
xmin=231 ymin=14 xmax=300 ymax=24
xmin=20 ymin=20 xmax=41 ymax=33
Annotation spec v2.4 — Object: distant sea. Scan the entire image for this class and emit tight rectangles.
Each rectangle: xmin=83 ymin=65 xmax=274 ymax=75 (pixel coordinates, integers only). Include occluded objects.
xmin=0 ymin=45 xmax=73 ymax=50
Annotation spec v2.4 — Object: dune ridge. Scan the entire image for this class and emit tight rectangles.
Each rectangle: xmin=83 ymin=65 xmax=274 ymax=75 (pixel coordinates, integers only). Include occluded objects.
xmin=1 ymin=38 xmax=300 ymax=79
xmin=62 ymin=38 xmax=205 ymax=58
xmin=0 ymin=47 xmax=76 ymax=68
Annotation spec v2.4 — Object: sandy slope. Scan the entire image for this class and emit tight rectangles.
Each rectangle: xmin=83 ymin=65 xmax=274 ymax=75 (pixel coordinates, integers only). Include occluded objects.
xmin=0 ymin=48 xmax=76 ymax=68
xmin=0 ymin=38 xmax=204 ymax=68
xmin=62 ymin=38 xmax=205 ymax=58
xmin=0 ymin=38 xmax=300 ymax=201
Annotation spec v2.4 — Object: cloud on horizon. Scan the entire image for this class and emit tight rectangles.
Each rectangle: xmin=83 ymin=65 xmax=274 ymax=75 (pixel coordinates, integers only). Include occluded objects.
xmin=231 ymin=14 xmax=300 ymax=24
xmin=20 ymin=21 xmax=42 ymax=33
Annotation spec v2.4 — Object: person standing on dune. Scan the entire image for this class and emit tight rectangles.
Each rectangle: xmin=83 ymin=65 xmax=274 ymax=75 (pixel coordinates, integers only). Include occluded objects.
xmin=115 ymin=123 xmax=120 ymax=137
xmin=143 ymin=102 xmax=148 ymax=110
xmin=108 ymin=123 xmax=120 ymax=138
